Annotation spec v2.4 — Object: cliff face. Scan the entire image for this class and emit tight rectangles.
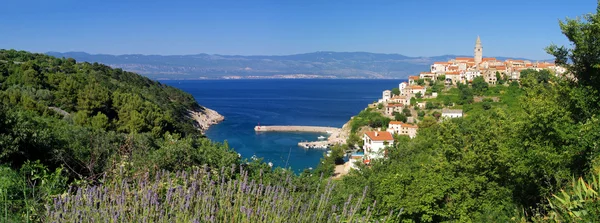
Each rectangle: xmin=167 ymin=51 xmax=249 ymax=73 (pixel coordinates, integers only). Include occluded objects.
xmin=189 ymin=107 xmax=224 ymax=134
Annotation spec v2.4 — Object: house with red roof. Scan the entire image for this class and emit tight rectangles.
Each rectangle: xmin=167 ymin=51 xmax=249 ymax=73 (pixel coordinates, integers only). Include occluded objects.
xmin=362 ymin=131 xmax=394 ymax=163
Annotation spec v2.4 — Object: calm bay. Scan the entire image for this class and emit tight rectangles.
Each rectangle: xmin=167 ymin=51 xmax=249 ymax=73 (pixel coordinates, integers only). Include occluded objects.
xmin=161 ymin=79 xmax=401 ymax=172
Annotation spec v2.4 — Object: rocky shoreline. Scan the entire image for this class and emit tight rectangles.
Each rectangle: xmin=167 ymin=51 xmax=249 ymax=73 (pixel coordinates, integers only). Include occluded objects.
xmin=189 ymin=107 xmax=224 ymax=134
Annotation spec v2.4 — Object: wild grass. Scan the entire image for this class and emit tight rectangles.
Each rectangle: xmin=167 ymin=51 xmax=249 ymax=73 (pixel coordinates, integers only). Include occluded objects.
xmin=45 ymin=166 xmax=395 ymax=223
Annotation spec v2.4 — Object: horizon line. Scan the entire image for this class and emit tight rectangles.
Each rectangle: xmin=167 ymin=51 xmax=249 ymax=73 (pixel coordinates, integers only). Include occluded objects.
xmin=42 ymin=50 xmax=553 ymax=61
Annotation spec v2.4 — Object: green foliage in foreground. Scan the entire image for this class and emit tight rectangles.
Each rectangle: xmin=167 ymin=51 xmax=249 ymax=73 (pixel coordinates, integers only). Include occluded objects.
xmin=544 ymin=169 xmax=600 ymax=222
xmin=47 ymin=167 xmax=396 ymax=223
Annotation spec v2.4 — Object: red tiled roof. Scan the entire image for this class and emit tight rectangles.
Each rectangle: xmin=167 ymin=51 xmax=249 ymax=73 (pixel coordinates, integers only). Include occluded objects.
xmin=389 ymin=121 xmax=418 ymax=128
xmin=445 ymin=71 xmax=461 ymax=75
xmin=364 ymin=131 xmax=394 ymax=141
xmin=409 ymin=76 xmax=419 ymax=80
xmin=482 ymin=58 xmax=497 ymax=61
xmin=456 ymin=57 xmax=474 ymax=61
xmin=410 ymin=85 xmax=425 ymax=89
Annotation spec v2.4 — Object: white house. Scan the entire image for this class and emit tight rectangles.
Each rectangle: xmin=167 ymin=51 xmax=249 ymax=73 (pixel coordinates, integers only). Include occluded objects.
xmin=406 ymin=85 xmax=426 ymax=96
xmin=363 ymin=131 xmax=394 ymax=163
xmin=399 ymin=82 xmax=408 ymax=95
xmin=408 ymin=76 xmax=419 ymax=85
xmin=464 ymin=70 xmax=481 ymax=82
xmin=442 ymin=109 xmax=463 ymax=118
xmin=431 ymin=62 xmax=447 ymax=73
xmin=387 ymin=121 xmax=418 ymax=138
xmin=382 ymin=90 xmax=391 ymax=102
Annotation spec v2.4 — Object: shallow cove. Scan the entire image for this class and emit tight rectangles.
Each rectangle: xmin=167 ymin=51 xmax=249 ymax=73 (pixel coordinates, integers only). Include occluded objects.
xmin=161 ymin=79 xmax=401 ymax=173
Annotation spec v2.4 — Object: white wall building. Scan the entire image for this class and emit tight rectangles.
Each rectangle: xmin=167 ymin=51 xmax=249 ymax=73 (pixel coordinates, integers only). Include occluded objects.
xmin=419 ymin=72 xmax=436 ymax=80
xmin=387 ymin=121 xmax=419 ymax=138
xmin=399 ymin=82 xmax=407 ymax=94
xmin=442 ymin=109 xmax=463 ymax=118
xmin=408 ymin=76 xmax=419 ymax=85
xmin=465 ymin=70 xmax=481 ymax=82
xmin=385 ymin=104 xmax=404 ymax=115
xmin=431 ymin=62 xmax=447 ymax=73
xmin=382 ymin=90 xmax=391 ymax=102
xmin=363 ymin=131 xmax=394 ymax=163
xmin=407 ymin=85 xmax=426 ymax=96
xmin=391 ymin=95 xmax=410 ymax=105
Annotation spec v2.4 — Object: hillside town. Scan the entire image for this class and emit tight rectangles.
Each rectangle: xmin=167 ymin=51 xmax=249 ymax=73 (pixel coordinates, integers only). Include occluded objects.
xmin=350 ymin=36 xmax=567 ymax=170
xmin=422 ymin=36 xmax=566 ymax=84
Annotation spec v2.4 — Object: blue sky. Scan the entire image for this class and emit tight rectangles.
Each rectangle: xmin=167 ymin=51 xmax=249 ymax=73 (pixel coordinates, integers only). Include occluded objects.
xmin=0 ymin=0 xmax=597 ymax=59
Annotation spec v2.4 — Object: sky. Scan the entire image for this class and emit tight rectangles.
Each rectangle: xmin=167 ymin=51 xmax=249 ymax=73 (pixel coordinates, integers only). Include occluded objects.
xmin=0 ymin=0 xmax=597 ymax=59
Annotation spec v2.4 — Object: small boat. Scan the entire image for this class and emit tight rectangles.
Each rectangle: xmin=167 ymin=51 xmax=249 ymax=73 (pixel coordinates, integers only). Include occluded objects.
xmin=318 ymin=136 xmax=326 ymax=140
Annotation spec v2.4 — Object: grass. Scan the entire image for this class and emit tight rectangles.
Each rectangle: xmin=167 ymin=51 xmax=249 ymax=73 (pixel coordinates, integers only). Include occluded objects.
xmin=46 ymin=166 xmax=396 ymax=223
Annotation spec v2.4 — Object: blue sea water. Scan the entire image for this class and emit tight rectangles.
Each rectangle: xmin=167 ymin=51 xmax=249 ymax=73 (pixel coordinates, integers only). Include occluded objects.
xmin=161 ymin=79 xmax=401 ymax=172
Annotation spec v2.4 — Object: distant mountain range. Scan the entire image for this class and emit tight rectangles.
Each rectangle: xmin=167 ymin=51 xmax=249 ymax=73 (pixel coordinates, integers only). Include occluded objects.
xmin=45 ymin=51 xmax=546 ymax=80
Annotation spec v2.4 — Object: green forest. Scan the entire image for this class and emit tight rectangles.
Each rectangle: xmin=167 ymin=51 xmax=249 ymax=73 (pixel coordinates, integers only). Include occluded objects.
xmin=3 ymin=3 xmax=600 ymax=223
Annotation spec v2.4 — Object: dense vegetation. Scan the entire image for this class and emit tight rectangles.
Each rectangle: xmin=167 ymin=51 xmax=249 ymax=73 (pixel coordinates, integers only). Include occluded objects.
xmin=3 ymin=3 xmax=600 ymax=222
xmin=0 ymin=50 xmax=241 ymax=221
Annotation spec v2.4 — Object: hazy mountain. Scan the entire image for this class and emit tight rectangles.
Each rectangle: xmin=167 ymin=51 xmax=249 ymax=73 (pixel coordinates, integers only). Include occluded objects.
xmin=45 ymin=51 xmax=542 ymax=80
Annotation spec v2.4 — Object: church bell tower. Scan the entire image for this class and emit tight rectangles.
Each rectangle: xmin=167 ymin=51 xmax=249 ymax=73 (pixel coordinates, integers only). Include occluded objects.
xmin=474 ymin=36 xmax=482 ymax=65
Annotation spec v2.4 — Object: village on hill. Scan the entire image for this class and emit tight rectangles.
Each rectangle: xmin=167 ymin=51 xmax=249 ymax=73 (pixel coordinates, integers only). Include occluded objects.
xmin=346 ymin=36 xmax=567 ymax=170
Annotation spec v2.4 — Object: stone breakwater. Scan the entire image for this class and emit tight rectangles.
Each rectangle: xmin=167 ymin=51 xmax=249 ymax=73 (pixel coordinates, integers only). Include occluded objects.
xmin=254 ymin=125 xmax=349 ymax=149
xmin=189 ymin=107 xmax=225 ymax=134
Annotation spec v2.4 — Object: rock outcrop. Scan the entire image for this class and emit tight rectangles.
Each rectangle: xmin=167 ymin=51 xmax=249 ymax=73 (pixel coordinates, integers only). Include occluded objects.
xmin=189 ymin=107 xmax=224 ymax=134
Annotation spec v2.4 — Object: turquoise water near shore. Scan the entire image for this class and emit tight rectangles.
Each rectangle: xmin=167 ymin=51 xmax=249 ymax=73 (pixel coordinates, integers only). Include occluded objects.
xmin=161 ymin=79 xmax=401 ymax=172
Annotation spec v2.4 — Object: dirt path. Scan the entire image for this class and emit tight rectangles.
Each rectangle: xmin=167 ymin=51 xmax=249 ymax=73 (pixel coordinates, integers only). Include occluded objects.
xmin=333 ymin=162 xmax=351 ymax=179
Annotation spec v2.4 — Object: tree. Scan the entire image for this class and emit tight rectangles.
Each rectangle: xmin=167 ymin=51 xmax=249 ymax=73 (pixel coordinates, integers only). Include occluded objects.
xmin=402 ymin=108 xmax=411 ymax=117
xmin=471 ymin=76 xmax=488 ymax=95
xmin=457 ymin=83 xmax=474 ymax=105
xmin=415 ymin=92 xmax=422 ymax=99
xmin=482 ymin=101 xmax=492 ymax=110
xmin=416 ymin=79 xmax=425 ymax=86
xmin=546 ymin=5 xmax=600 ymax=90
xmin=437 ymin=75 xmax=446 ymax=82
xmin=425 ymin=101 xmax=434 ymax=109
xmin=417 ymin=116 xmax=437 ymax=128
xmin=394 ymin=112 xmax=407 ymax=122
xmin=546 ymin=5 xmax=600 ymax=122
xmin=377 ymin=103 xmax=383 ymax=109
xmin=391 ymin=88 xmax=400 ymax=95
xmin=496 ymin=71 xmax=505 ymax=85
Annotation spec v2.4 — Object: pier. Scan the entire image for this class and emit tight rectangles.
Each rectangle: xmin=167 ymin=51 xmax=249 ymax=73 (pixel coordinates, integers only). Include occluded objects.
xmin=254 ymin=125 xmax=340 ymax=133
xmin=254 ymin=125 xmax=347 ymax=149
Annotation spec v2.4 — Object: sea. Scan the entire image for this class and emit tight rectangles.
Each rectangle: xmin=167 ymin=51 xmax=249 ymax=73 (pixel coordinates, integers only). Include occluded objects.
xmin=161 ymin=79 xmax=402 ymax=173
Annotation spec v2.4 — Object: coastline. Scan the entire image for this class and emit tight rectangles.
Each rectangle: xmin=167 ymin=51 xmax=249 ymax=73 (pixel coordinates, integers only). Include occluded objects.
xmin=189 ymin=106 xmax=224 ymax=134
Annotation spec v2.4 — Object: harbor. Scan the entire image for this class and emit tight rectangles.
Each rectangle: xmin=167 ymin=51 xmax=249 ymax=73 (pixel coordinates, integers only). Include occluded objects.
xmin=254 ymin=125 xmax=347 ymax=149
